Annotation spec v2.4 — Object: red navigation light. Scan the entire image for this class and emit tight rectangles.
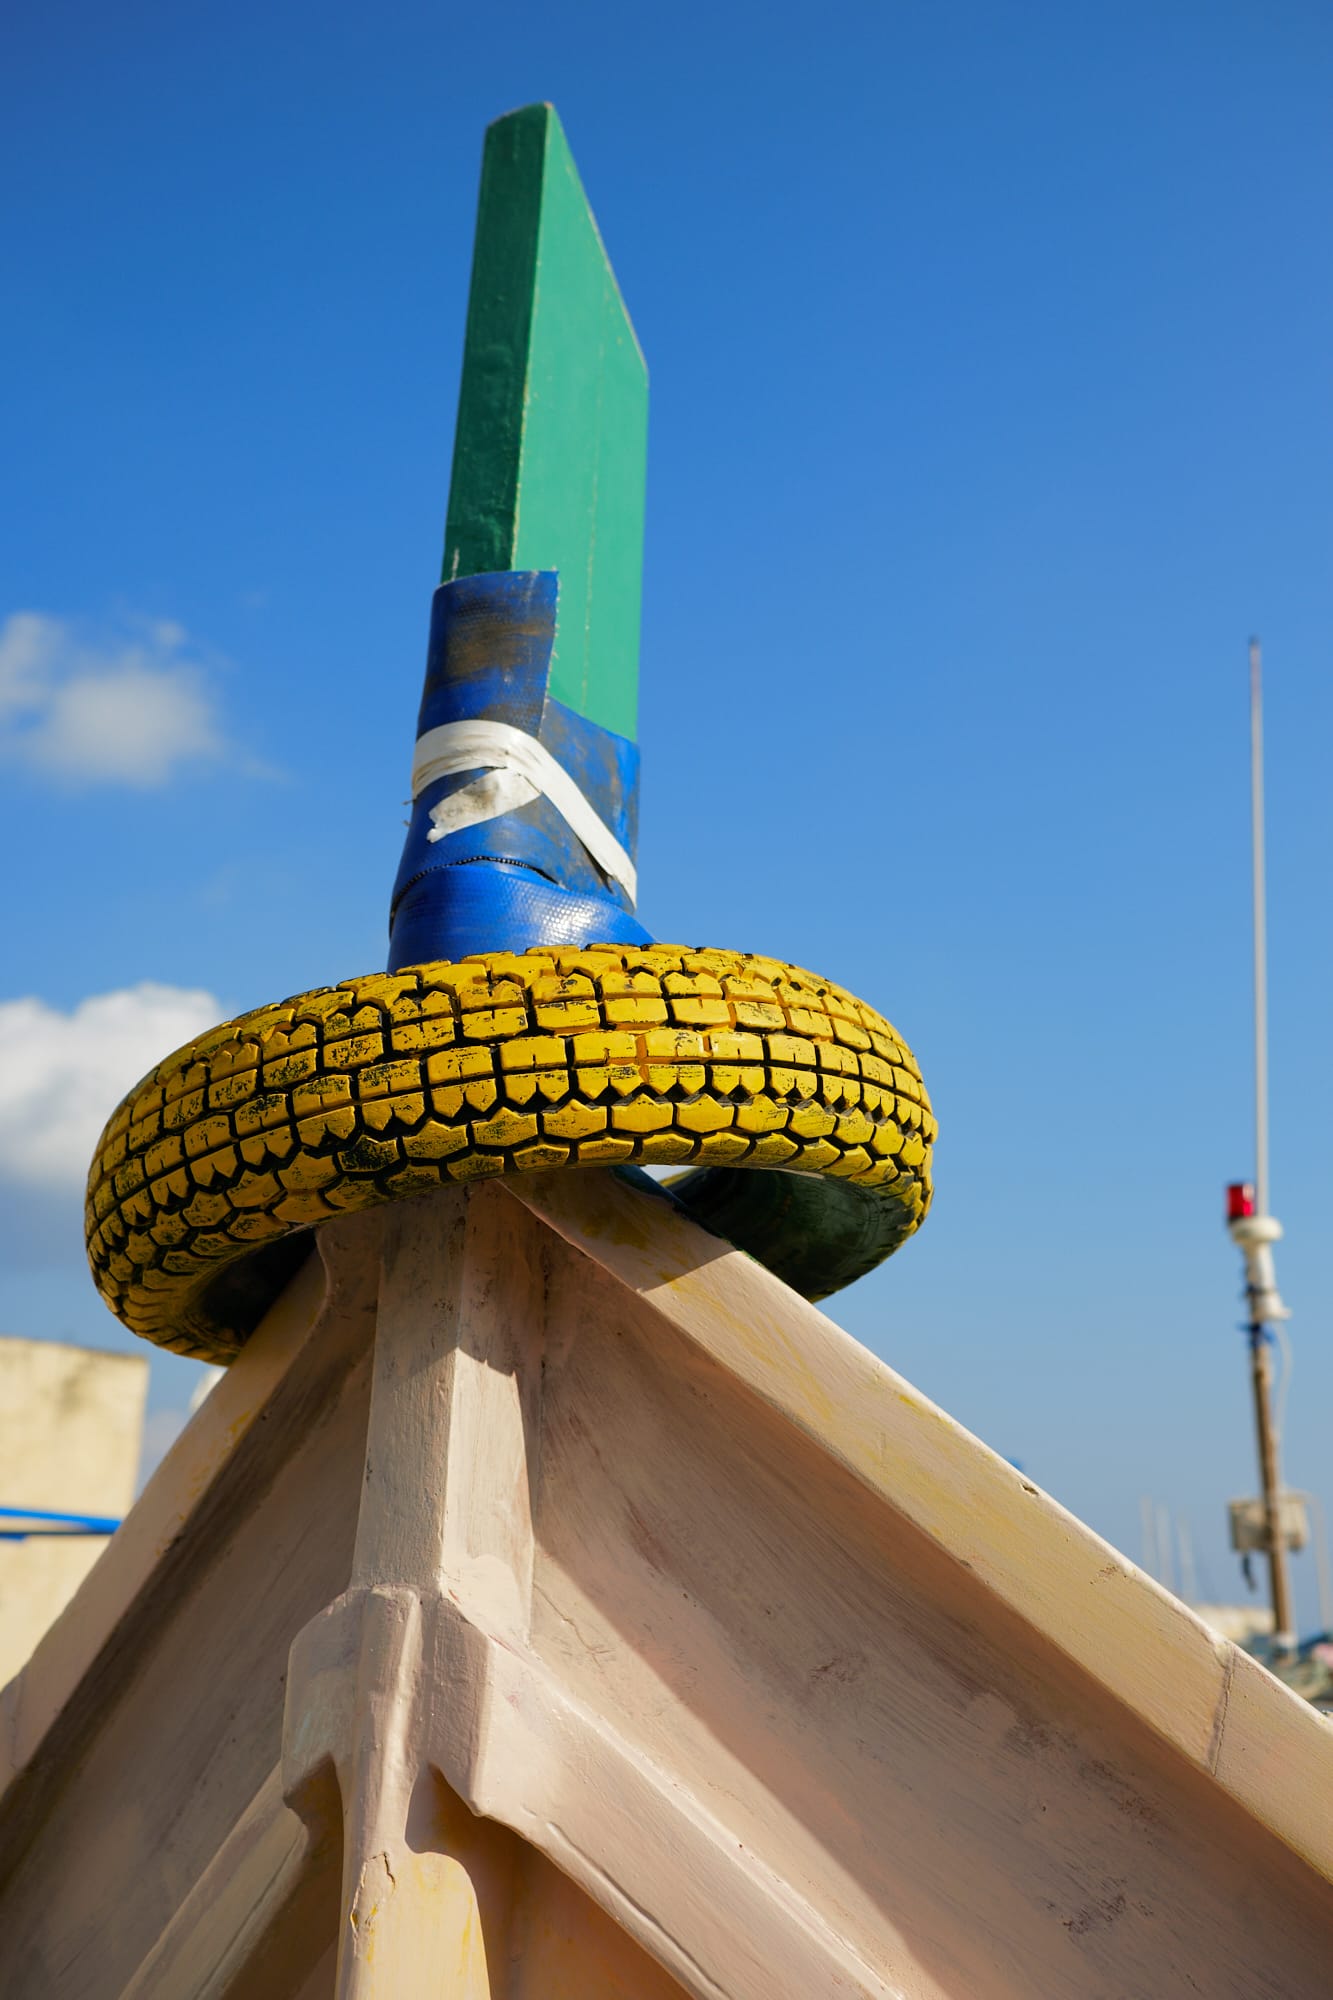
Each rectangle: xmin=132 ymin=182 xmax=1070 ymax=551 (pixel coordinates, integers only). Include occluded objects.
xmin=1226 ymin=1182 xmax=1256 ymax=1223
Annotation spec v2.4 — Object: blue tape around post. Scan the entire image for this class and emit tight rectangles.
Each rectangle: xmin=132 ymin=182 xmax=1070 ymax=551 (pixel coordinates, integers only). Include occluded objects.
xmin=388 ymin=571 xmax=653 ymax=969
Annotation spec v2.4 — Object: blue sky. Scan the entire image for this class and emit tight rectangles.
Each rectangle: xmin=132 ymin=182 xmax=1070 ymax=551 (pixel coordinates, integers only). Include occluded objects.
xmin=3 ymin=1 xmax=1331 ymax=1627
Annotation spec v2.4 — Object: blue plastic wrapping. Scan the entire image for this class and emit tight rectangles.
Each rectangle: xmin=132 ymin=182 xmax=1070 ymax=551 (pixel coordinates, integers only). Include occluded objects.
xmin=388 ymin=571 xmax=652 ymax=969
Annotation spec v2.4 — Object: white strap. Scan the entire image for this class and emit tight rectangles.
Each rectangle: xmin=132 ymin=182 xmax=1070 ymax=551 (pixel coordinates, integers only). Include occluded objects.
xmin=410 ymin=718 xmax=637 ymax=902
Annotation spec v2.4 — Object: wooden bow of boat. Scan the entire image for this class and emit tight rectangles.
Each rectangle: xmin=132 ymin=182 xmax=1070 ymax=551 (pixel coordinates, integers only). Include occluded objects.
xmin=2 ymin=1171 xmax=1331 ymax=1998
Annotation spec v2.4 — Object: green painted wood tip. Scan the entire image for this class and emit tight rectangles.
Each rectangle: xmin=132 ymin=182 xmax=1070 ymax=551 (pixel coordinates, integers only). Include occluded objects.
xmin=443 ymin=103 xmax=648 ymax=742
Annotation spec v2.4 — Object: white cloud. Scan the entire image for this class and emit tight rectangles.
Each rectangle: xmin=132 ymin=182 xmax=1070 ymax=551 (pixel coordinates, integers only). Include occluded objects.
xmin=0 ymin=611 xmax=224 ymax=785
xmin=0 ymin=984 xmax=224 ymax=1190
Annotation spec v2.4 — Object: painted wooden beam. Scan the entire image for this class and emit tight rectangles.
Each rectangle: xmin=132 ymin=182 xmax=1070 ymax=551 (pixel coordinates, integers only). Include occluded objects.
xmin=442 ymin=103 xmax=648 ymax=741
xmin=2 ymin=1179 xmax=1331 ymax=1996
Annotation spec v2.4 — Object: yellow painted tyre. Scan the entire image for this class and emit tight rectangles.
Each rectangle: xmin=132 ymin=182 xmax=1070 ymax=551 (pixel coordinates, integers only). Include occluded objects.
xmin=85 ymin=945 xmax=935 ymax=1364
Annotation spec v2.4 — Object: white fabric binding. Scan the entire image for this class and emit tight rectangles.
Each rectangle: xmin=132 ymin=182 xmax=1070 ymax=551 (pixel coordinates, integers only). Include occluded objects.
xmin=410 ymin=718 xmax=637 ymax=902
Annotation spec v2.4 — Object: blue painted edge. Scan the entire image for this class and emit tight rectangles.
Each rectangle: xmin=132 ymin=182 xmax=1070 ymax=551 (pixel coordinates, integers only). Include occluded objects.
xmin=0 ymin=1503 xmax=122 ymax=1539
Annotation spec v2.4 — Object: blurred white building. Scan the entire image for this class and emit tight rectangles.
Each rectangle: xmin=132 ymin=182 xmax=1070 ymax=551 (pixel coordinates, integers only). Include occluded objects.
xmin=0 ymin=1335 xmax=147 ymax=1686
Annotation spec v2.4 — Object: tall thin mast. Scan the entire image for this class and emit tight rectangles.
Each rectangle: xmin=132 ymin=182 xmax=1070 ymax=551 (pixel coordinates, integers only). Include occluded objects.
xmin=1228 ymin=637 xmax=1294 ymax=1654
xmin=1250 ymin=638 xmax=1270 ymax=1217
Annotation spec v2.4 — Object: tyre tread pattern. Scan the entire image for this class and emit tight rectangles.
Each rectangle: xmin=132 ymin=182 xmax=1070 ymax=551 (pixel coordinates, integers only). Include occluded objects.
xmin=85 ymin=945 xmax=936 ymax=1362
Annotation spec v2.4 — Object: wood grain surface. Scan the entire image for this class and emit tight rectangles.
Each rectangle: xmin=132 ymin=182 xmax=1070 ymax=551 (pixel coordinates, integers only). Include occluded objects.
xmin=2 ymin=1173 xmax=1330 ymax=1996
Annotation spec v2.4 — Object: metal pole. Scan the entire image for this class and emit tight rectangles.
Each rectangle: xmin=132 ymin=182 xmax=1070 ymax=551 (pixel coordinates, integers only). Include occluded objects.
xmin=1140 ymin=1495 xmax=1158 ymax=1582
xmin=1176 ymin=1516 xmax=1199 ymax=1606
xmin=1249 ymin=638 xmax=1269 ymax=1218
xmin=1250 ymin=1324 xmax=1294 ymax=1649
xmin=1246 ymin=637 xmax=1295 ymax=1653
xmin=1156 ymin=1502 xmax=1176 ymax=1596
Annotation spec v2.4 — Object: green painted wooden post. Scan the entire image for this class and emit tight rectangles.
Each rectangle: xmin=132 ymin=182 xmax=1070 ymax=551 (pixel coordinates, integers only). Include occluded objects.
xmin=443 ymin=103 xmax=648 ymax=743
